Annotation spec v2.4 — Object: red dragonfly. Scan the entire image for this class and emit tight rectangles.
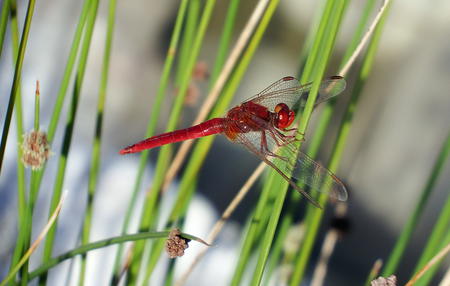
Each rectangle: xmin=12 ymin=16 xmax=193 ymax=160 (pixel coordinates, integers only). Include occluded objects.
xmin=120 ymin=76 xmax=348 ymax=207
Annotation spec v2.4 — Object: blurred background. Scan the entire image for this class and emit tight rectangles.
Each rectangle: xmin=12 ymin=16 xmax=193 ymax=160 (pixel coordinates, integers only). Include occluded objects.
xmin=0 ymin=0 xmax=450 ymax=285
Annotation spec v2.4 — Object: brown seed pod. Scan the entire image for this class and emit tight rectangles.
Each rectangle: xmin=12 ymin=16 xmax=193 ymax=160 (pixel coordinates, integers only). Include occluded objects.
xmin=21 ymin=130 xmax=51 ymax=170
xmin=165 ymin=228 xmax=190 ymax=259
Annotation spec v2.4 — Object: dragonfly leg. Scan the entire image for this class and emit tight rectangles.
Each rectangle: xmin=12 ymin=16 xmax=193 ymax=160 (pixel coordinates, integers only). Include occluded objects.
xmin=260 ymin=131 xmax=290 ymax=162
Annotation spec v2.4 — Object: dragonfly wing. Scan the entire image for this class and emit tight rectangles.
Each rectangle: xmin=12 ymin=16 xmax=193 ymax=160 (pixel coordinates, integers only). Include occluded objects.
xmin=235 ymin=130 xmax=347 ymax=202
xmin=233 ymin=131 xmax=322 ymax=208
xmin=244 ymin=76 xmax=346 ymax=112
xmin=292 ymin=151 xmax=348 ymax=201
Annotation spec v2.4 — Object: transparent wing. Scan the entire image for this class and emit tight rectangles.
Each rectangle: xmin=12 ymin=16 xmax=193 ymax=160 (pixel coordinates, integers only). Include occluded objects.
xmin=244 ymin=76 xmax=346 ymax=112
xmin=233 ymin=130 xmax=347 ymax=204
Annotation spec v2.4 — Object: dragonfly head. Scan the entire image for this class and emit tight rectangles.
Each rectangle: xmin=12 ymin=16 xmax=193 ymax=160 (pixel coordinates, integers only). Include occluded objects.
xmin=274 ymin=103 xmax=295 ymax=129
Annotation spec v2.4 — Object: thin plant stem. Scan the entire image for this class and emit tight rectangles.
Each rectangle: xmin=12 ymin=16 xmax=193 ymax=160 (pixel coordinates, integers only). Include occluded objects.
xmin=179 ymin=0 xmax=389 ymax=282
xmin=110 ymin=0 xmax=189 ymax=283
xmin=29 ymin=231 xmax=206 ymax=281
xmin=405 ymin=241 xmax=450 ymax=286
xmin=0 ymin=0 xmax=10 ymax=57
xmin=175 ymin=0 xmax=200 ymax=85
xmin=127 ymin=0 xmax=218 ymax=282
xmin=78 ymin=0 xmax=117 ymax=284
xmin=0 ymin=194 xmax=65 ymax=286
xmin=208 ymin=0 xmax=241 ymax=85
xmin=161 ymin=0 xmax=269 ymax=192
xmin=364 ymin=259 xmax=383 ymax=286
xmin=290 ymin=2 xmax=390 ymax=285
xmin=174 ymin=163 xmax=266 ymax=286
xmin=411 ymin=132 xmax=450 ymax=285
xmin=0 ymin=0 xmax=35 ymax=172
xmin=382 ymin=130 xmax=450 ymax=276
xmin=1 ymin=0 xmax=37 ymax=283
xmin=142 ymin=2 xmax=283 ymax=280
xmin=7 ymin=0 xmax=26 ymax=278
xmin=31 ymin=0 xmax=93 ymax=193
xmin=34 ymin=81 xmax=40 ymax=131
xmin=252 ymin=1 xmax=348 ymax=283
xmin=39 ymin=1 xmax=100 ymax=284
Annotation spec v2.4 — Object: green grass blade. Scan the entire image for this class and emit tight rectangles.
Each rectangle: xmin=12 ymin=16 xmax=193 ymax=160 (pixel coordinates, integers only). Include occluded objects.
xmin=6 ymin=1 xmax=26 ymax=282
xmin=0 ymin=0 xmax=10 ymax=57
xmin=78 ymin=0 xmax=117 ymax=284
xmin=29 ymin=231 xmax=190 ymax=280
xmin=0 ymin=0 xmax=35 ymax=173
xmin=413 ymin=167 xmax=450 ymax=286
xmin=231 ymin=171 xmax=278 ymax=286
xmin=0 ymin=0 xmax=36 ymax=283
xmin=110 ymin=1 xmax=189 ymax=282
xmin=209 ymin=0 xmax=240 ymax=85
xmin=251 ymin=1 xmax=348 ymax=284
xmin=140 ymin=1 xmax=282 ymax=282
xmin=413 ymin=226 xmax=450 ymax=285
xmin=30 ymin=0 xmax=93 ymax=219
xmin=384 ymin=130 xmax=450 ymax=280
xmin=290 ymin=2 xmax=389 ymax=285
xmin=38 ymin=2 xmax=100 ymax=284
xmin=382 ymin=119 xmax=450 ymax=276
xmin=175 ymin=0 xmax=200 ymax=84
xmin=127 ymin=0 xmax=217 ymax=282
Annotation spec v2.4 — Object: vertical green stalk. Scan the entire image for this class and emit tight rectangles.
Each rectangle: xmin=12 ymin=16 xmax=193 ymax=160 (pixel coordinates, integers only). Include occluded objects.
xmin=0 ymin=0 xmax=35 ymax=172
xmin=127 ymin=1 xmax=217 ymax=283
xmin=110 ymin=1 xmax=189 ymax=284
xmin=175 ymin=0 xmax=200 ymax=84
xmin=290 ymin=4 xmax=389 ymax=285
xmin=209 ymin=0 xmax=240 ymax=85
xmin=31 ymin=0 xmax=92 ymax=194
xmin=251 ymin=1 xmax=347 ymax=284
xmin=413 ymin=164 xmax=450 ymax=286
xmin=0 ymin=0 xmax=10 ymax=57
xmin=413 ymin=227 xmax=450 ymax=285
xmin=38 ymin=1 xmax=100 ymax=284
xmin=34 ymin=82 xmax=40 ymax=131
xmin=383 ymin=130 xmax=450 ymax=277
xmin=18 ymin=81 xmax=40 ymax=286
xmin=79 ymin=0 xmax=117 ymax=285
xmin=6 ymin=1 xmax=26 ymax=283
xmin=1 ymin=0 xmax=36 ymax=283
xmin=141 ymin=1 xmax=282 ymax=282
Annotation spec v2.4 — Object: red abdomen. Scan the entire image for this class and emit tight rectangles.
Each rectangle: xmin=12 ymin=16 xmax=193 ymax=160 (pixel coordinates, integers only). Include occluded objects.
xmin=119 ymin=118 xmax=226 ymax=154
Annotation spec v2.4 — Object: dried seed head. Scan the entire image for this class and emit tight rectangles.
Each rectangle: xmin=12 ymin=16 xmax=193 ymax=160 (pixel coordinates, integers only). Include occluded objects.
xmin=165 ymin=228 xmax=190 ymax=259
xmin=21 ymin=130 xmax=51 ymax=170
xmin=192 ymin=61 xmax=209 ymax=81
xmin=371 ymin=275 xmax=397 ymax=286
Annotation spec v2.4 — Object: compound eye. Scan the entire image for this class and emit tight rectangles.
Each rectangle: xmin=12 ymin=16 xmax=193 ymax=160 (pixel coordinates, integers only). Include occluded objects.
xmin=274 ymin=103 xmax=295 ymax=129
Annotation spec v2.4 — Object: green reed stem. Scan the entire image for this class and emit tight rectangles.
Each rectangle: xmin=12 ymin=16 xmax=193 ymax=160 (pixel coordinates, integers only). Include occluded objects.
xmin=128 ymin=0 xmax=217 ymax=283
xmin=413 ymin=169 xmax=450 ymax=286
xmin=141 ymin=1 xmax=280 ymax=282
xmin=175 ymin=0 xmax=199 ymax=84
xmin=110 ymin=1 xmax=189 ymax=283
xmin=78 ymin=0 xmax=117 ymax=285
xmin=251 ymin=1 xmax=347 ymax=284
xmin=209 ymin=0 xmax=240 ymax=85
xmin=383 ymin=130 xmax=450 ymax=279
xmin=0 ymin=0 xmax=35 ymax=173
xmin=0 ymin=0 xmax=36 ymax=283
xmin=290 ymin=2 xmax=388 ymax=285
xmin=0 ymin=0 xmax=10 ymax=57
xmin=38 ymin=2 xmax=99 ymax=284
xmin=6 ymin=1 xmax=26 ymax=283
xmin=382 ymin=127 xmax=449 ymax=276
xmin=29 ymin=231 xmax=203 ymax=281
